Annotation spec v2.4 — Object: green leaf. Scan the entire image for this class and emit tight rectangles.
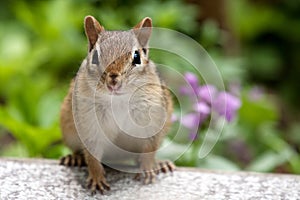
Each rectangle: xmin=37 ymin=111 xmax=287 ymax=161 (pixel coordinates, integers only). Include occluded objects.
xmin=0 ymin=142 xmax=29 ymax=157
xmin=36 ymin=90 xmax=62 ymax=128
xmin=228 ymin=0 xmax=285 ymax=39
xmin=239 ymin=92 xmax=278 ymax=127
xmin=0 ymin=108 xmax=61 ymax=156
xmin=246 ymin=150 xmax=287 ymax=172
xmin=198 ymin=155 xmax=240 ymax=171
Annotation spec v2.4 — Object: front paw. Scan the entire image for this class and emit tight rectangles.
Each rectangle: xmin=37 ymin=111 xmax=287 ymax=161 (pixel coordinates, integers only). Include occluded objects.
xmin=156 ymin=160 xmax=176 ymax=173
xmin=134 ymin=168 xmax=157 ymax=184
xmin=134 ymin=160 xmax=176 ymax=184
xmin=86 ymin=175 xmax=110 ymax=195
xmin=60 ymin=153 xmax=86 ymax=167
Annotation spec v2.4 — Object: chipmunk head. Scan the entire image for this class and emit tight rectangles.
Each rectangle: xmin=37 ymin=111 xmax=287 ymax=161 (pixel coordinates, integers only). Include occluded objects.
xmin=84 ymin=16 xmax=153 ymax=95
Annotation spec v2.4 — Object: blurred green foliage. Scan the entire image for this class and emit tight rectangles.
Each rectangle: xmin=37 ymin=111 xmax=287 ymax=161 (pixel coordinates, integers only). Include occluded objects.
xmin=0 ymin=0 xmax=299 ymax=174
xmin=0 ymin=0 xmax=197 ymax=157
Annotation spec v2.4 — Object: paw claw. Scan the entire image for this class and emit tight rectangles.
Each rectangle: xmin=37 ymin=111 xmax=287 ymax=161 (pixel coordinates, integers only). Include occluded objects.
xmin=60 ymin=153 xmax=86 ymax=167
xmin=134 ymin=173 xmax=141 ymax=181
xmin=158 ymin=160 xmax=176 ymax=173
xmin=167 ymin=161 xmax=176 ymax=172
xmin=134 ymin=160 xmax=175 ymax=184
xmin=143 ymin=171 xmax=155 ymax=184
xmin=86 ymin=177 xmax=110 ymax=195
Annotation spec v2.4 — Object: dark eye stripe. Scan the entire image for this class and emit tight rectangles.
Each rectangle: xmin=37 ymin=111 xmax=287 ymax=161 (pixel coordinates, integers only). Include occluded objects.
xmin=92 ymin=50 xmax=99 ymax=65
xmin=142 ymin=48 xmax=147 ymax=54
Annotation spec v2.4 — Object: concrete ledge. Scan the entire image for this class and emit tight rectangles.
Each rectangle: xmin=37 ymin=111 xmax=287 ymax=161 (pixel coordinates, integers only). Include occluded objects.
xmin=0 ymin=158 xmax=299 ymax=199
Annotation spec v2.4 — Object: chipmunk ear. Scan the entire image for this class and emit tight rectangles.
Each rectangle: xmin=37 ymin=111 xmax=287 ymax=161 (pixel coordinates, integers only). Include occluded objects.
xmin=134 ymin=17 xmax=152 ymax=47
xmin=84 ymin=16 xmax=104 ymax=52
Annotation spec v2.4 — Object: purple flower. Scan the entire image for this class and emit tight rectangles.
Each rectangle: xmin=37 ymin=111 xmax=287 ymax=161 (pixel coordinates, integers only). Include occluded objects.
xmin=184 ymin=72 xmax=199 ymax=91
xmin=189 ymin=131 xmax=198 ymax=141
xmin=212 ymin=91 xmax=241 ymax=122
xmin=177 ymin=72 xmax=242 ymax=141
xmin=194 ymin=102 xmax=211 ymax=125
xmin=181 ymin=113 xmax=200 ymax=129
xmin=179 ymin=86 xmax=195 ymax=96
xmin=194 ymin=102 xmax=210 ymax=114
xmin=198 ymin=85 xmax=217 ymax=104
xmin=179 ymin=72 xmax=199 ymax=97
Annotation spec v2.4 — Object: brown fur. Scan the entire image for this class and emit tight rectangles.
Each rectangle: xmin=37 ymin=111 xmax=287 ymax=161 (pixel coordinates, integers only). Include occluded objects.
xmin=60 ymin=16 xmax=174 ymax=194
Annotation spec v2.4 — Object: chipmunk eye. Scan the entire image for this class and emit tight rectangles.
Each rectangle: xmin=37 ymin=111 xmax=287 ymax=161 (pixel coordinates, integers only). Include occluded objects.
xmin=132 ymin=50 xmax=141 ymax=65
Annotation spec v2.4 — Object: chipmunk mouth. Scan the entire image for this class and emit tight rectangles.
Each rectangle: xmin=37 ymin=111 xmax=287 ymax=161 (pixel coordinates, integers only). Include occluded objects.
xmin=107 ymin=84 xmax=124 ymax=95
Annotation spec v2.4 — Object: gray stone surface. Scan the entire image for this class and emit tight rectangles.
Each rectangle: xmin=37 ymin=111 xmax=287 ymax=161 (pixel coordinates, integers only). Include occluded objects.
xmin=0 ymin=158 xmax=299 ymax=200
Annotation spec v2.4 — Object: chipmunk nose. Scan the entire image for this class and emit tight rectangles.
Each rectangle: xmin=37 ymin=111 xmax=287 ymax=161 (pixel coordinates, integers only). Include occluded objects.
xmin=108 ymin=72 xmax=121 ymax=86
xmin=109 ymin=73 xmax=119 ymax=80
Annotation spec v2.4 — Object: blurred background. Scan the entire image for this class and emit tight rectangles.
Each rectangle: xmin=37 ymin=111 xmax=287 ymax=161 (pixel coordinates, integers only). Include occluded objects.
xmin=0 ymin=0 xmax=299 ymax=174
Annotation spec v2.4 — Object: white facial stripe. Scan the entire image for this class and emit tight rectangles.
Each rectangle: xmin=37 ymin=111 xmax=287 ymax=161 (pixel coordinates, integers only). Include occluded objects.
xmin=95 ymin=42 xmax=101 ymax=57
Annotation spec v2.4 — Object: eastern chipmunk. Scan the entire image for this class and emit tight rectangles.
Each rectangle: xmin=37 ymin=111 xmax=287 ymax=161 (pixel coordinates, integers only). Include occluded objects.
xmin=60 ymin=15 xmax=175 ymax=194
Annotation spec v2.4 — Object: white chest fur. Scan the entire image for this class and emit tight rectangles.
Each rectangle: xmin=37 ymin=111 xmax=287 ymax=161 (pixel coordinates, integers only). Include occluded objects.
xmin=73 ymin=89 xmax=166 ymax=162
xmin=96 ymin=92 xmax=166 ymax=140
